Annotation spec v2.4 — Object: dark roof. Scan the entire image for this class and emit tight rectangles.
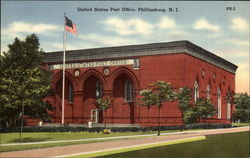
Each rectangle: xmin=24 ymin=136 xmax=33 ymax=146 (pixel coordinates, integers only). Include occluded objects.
xmin=44 ymin=40 xmax=238 ymax=73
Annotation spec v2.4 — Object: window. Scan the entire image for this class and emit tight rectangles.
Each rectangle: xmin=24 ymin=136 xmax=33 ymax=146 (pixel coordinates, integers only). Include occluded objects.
xmin=194 ymin=81 xmax=199 ymax=103
xmin=217 ymin=88 xmax=221 ymax=119
xmin=125 ymin=80 xmax=133 ymax=102
xmin=68 ymin=83 xmax=74 ymax=104
xmin=96 ymin=81 xmax=102 ymax=98
xmin=201 ymin=68 xmax=205 ymax=78
xmin=213 ymin=73 xmax=216 ymax=82
xmin=227 ymin=100 xmax=231 ymax=120
xmin=206 ymin=84 xmax=210 ymax=99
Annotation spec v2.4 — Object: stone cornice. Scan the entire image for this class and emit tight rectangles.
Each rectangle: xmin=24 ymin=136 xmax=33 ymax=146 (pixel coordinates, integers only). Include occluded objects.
xmin=44 ymin=40 xmax=238 ymax=74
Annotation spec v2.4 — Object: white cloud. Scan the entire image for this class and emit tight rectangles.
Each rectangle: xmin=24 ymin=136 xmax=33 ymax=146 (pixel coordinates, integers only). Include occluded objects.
xmin=103 ymin=17 xmax=178 ymax=35
xmin=230 ymin=17 xmax=249 ymax=31
xmin=44 ymin=33 xmax=141 ymax=52
xmin=79 ymin=33 xmax=140 ymax=47
xmin=44 ymin=41 xmax=94 ymax=52
xmin=103 ymin=17 xmax=154 ymax=35
xmin=155 ymin=30 xmax=191 ymax=41
xmin=225 ymin=38 xmax=249 ymax=47
xmin=157 ymin=17 xmax=176 ymax=29
xmin=193 ymin=19 xmax=220 ymax=32
xmin=2 ymin=21 xmax=62 ymax=37
xmin=219 ymin=50 xmax=249 ymax=58
xmin=1 ymin=21 xmax=63 ymax=53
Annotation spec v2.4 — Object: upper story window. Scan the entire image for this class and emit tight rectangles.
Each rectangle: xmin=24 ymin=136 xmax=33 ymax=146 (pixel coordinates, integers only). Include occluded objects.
xmin=194 ymin=80 xmax=199 ymax=103
xmin=125 ymin=80 xmax=133 ymax=102
xmin=213 ymin=73 xmax=216 ymax=82
xmin=68 ymin=83 xmax=74 ymax=104
xmin=201 ymin=68 xmax=205 ymax=79
xmin=206 ymin=84 xmax=210 ymax=99
xmin=96 ymin=81 xmax=102 ymax=98
xmin=217 ymin=88 xmax=221 ymax=119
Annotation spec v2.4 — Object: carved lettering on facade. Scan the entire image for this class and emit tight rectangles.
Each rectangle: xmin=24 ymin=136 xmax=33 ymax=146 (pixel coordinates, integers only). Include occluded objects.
xmin=50 ymin=59 xmax=139 ymax=70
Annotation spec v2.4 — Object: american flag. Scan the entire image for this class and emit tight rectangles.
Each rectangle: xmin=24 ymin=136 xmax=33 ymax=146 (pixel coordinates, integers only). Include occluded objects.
xmin=65 ymin=16 xmax=78 ymax=36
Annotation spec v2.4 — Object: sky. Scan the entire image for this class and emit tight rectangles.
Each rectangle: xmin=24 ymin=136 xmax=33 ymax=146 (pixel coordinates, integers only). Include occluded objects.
xmin=1 ymin=1 xmax=249 ymax=94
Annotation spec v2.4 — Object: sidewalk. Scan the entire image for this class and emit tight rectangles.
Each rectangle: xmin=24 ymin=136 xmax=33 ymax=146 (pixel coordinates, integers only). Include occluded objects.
xmin=1 ymin=126 xmax=249 ymax=158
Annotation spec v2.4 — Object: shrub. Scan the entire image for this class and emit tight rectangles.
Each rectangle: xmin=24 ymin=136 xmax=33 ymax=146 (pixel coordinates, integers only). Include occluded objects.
xmin=101 ymin=129 xmax=111 ymax=134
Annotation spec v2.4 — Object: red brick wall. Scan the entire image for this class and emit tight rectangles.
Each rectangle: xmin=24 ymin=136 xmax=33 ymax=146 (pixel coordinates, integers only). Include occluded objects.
xmin=182 ymin=53 xmax=235 ymax=124
xmin=39 ymin=53 xmax=235 ymax=127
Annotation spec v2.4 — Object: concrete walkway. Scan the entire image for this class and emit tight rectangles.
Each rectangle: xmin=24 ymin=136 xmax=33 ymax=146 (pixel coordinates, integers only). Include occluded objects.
xmin=1 ymin=126 xmax=249 ymax=158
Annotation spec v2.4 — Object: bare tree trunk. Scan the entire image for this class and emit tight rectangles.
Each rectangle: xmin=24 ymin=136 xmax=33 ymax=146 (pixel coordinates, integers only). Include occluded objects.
xmin=8 ymin=117 xmax=17 ymax=128
xmin=13 ymin=117 xmax=17 ymax=127
xmin=147 ymin=107 xmax=150 ymax=132
xmin=157 ymin=105 xmax=161 ymax=136
xmin=180 ymin=113 xmax=184 ymax=132
xmin=104 ymin=110 xmax=106 ymax=129
xmin=7 ymin=118 xmax=11 ymax=128
xmin=20 ymin=101 xmax=24 ymax=142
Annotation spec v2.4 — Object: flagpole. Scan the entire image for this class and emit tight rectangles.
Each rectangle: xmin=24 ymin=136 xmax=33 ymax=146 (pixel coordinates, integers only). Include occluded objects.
xmin=62 ymin=13 xmax=67 ymax=125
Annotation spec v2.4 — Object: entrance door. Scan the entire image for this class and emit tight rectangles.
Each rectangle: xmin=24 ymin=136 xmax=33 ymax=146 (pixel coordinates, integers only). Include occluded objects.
xmin=83 ymin=75 xmax=103 ymax=123
xmin=113 ymin=74 xmax=134 ymax=124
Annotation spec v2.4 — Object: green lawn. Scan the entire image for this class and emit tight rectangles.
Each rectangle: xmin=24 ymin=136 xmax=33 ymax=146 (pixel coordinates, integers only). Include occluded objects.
xmin=0 ymin=132 xmax=145 ymax=144
xmin=233 ymin=122 xmax=250 ymax=127
xmin=73 ymin=131 xmax=249 ymax=158
xmin=1 ymin=130 xmax=180 ymax=144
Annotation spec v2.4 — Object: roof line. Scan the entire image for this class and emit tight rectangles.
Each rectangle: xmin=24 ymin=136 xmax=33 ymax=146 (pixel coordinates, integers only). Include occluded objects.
xmin=44 ymin=40 xmax=238 ymax=73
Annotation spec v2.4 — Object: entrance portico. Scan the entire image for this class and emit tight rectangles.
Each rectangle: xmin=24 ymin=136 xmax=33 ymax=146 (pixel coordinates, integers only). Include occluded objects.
xmin=49 ymin=64 xmax=139 ymax=125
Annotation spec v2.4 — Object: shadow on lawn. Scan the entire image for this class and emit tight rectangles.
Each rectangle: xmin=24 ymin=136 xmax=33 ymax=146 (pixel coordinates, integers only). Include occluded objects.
xmin=10 ymin=137 xmax=52 ymax=143
xmin=95 ymin=132 xmax=249 ymax=158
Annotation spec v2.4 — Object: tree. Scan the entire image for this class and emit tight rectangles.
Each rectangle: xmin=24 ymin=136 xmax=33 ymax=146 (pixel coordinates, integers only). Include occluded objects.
xmin=182 ymin=109 xmax=198 ymax=124
xmin=179 ymin=98 xmax=215 ymax=125
xmin=193 ymin=98 xmax=215 ymax=122
xmin=233 ymin=93 xmax=250 ymax=123
xmin=96 ymin=97 xmax=111 ymax=128
xmin=176 ymin=86 xmax=192 ymax=131
xmin=0 ymin=34 xmax=52 ymax=129
xmin=139 ymin=89 xmax=157 ymax=131
xmin=142 ymin=81 xmax=175 ymax=136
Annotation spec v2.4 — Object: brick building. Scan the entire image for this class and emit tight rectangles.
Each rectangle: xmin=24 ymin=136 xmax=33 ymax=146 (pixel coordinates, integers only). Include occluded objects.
xmin=43 ymin=41 xmax=237 ymax=126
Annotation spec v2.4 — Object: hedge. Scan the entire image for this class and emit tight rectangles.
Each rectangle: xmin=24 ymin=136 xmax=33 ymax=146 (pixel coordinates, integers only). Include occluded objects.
xmin=0 ymin=123 xmax=231 ymax=133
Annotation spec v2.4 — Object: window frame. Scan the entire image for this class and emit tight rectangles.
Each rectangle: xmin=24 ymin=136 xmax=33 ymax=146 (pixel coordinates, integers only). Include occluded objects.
xmin=96 ymin=81 xmax=102 ymax=99
xmin=217 ymin=88 xmax=221 ymax=119
xmin=194 ymin=80 xmax=199 ymax=103
xmin=206 ymin=84 xmax=210 ymax=99
xmin=125 ymin=80 xmax=134 ymax=102
xmin=68 ymin=82 xmax=74 ymax=104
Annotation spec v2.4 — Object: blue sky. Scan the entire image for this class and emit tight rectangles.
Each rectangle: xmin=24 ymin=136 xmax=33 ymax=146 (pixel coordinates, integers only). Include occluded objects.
xmin=1 ymin=1 xmax=249 ymax=93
